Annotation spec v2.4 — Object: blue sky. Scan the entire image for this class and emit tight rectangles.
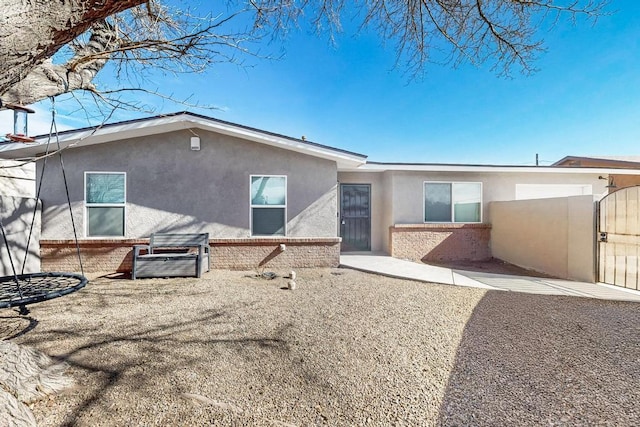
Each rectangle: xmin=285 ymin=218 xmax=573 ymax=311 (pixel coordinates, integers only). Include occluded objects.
xmin=2 ymin=0 xmax=639 ymax=165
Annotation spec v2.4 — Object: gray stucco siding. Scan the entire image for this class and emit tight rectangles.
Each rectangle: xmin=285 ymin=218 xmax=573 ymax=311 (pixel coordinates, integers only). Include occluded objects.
xmin=336 ymin=169 xmax=608 ymax=253
xmin=37 ymin=129 xmax=338 ymax=239
xmin=389 ymin=171 xmax=607 ymax=225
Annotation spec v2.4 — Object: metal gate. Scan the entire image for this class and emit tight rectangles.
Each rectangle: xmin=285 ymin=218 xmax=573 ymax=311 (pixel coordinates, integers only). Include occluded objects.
xmin=598 ymin=185 xmax=640 ymax=289
xmin=340 ymin=184 xmax=371 ymax=251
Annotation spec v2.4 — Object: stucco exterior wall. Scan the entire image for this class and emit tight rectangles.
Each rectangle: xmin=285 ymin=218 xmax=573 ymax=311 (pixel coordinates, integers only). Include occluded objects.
xmin=381 ymin=172 xmax=394 ymax=252
xmin=0 ymin=161 xmax=35 ymax=197
xmin=0 ymin=195 xmax=40 ymax=275
xmin=388 ymin=171 xmax=607 ymax=224
xmin=36 ymin=129 xmax=339 ymax=240
xmin=336 ymin=169 xmax=606 ymax=259
xmin=490 ymin=195 xmax=596 ymax=282
xmin=364 ymin=170 xmax=604 ymax=263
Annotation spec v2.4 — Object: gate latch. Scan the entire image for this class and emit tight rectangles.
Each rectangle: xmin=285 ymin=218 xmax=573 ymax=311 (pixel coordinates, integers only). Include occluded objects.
xmin=599 ymin=232 xmax=608 ymax=242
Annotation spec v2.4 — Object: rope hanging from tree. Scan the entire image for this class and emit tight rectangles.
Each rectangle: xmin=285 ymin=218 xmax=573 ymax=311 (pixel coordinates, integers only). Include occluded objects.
xmin=0 ymin=98 xmax=87 ymax=314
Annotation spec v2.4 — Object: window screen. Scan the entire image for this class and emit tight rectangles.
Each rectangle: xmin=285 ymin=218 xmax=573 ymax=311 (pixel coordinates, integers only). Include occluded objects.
xmin=424 ymin=182 xmax=482 ymax=223
xmin=251 ymin=176 xmax=286 ymax=236
xmin=85 ymin=172 xmax=126 ymax=237
xmin=424 ymin=183 xmax=452 ymax=222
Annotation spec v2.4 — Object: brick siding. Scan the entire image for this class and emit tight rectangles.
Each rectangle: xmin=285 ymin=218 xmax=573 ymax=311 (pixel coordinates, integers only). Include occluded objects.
xmin=209 ymin=238 xmax=340 ymax=270
xmin=389 ymin=223 xmax=491 ymax=262
xmin=40 ymin=237 xmax=341 ymax=274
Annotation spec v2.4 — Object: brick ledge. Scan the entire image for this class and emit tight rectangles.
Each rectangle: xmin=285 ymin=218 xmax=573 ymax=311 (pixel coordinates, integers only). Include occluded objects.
xmin=391 ymin=223 xmax=491 ymax=230
xmin=41 ymin=237 xmax=342 ymax=246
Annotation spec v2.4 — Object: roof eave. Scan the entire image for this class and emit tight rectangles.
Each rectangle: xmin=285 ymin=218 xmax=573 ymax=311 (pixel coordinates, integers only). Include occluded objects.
xmin=340 ymin=162 xmax=640 ymax=175
xmin=0 ymin=112 xmax=367 ymax=167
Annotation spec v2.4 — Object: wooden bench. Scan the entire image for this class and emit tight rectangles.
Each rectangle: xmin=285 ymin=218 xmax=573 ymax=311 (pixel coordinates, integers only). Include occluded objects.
xmin=132 ymin=233 xmax=210 ymax=280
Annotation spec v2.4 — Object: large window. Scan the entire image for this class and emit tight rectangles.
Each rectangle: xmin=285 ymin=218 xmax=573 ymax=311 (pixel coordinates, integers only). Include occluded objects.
xmin=250 ymin=175 xmax=286 ymax=236
xmin=424 ymin=182 xmax=482 ymax=223
xmin=85 ymin=172 xmax=126 ymax=237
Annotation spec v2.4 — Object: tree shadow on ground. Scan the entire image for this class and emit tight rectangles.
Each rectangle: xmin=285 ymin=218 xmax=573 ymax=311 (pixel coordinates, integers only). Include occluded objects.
xmin=0 ymin=312 xmax=38 ymax=339
xmin=436 ymin=291 xmax=640 ymax=426
xmin=18 ymin=304 xmax=294 ymax=426
xmin=427 ymin=258 xmax=558 ymax=279
xmin=12 ymin=271 xmax=437 ymax=426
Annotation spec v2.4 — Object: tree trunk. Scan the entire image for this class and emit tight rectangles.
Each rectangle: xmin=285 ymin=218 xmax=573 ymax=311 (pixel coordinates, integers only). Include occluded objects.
xmin=0 ymin=0 xmax=144 ymax=99
xmin=2 ymin=20 xmax=118 ymax=105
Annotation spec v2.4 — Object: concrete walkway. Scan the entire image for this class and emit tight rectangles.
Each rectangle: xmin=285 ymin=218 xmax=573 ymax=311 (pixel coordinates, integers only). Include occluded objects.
xmin=340 ymin=254 xmax=640 ymax=302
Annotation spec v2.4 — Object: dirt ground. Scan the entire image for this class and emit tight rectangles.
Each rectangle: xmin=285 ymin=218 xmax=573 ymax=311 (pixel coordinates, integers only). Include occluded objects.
xmin=1 ymin=267 xmax=639 ymax=426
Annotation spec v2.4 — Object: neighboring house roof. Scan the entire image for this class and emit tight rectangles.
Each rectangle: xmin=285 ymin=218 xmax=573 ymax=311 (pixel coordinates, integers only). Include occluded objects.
xmin=0 ymin=111 xmax=368 ymax=169
xmin=553 ymin=155 xmax=640 ymax=168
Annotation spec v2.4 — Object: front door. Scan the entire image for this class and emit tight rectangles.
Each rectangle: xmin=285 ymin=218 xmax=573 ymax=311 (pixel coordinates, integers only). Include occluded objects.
xmin=340 ymin=184 xmax=371 ymax=251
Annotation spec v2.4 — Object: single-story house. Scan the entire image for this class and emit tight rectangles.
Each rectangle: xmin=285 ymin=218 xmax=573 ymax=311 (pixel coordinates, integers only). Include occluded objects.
xmin=1 ymin=112 xmax=639 ymax=279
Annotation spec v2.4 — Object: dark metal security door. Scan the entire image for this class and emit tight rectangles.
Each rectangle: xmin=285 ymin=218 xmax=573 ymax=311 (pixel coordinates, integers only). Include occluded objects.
xmin=340 ymin=184 xmax=371 ymax=251
xmin=598 ymin=186 xmax=640 ymax=289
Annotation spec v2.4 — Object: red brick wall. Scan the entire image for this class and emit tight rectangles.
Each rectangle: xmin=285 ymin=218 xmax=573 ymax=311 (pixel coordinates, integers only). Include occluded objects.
xmin=210 ymin=238 xmax=340 ymax=270
xmin=389 ymin=223 xmax=491 ymax=262
xmin=40 ymin=238 xmax=341 ymax=274
xmin=40 ymin=239 xmax=142 ymax=273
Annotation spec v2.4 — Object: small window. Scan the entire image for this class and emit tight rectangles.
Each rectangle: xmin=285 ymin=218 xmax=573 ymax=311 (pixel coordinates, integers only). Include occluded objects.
xmin=85 ymin=172 xmax=126 ymax=237
xmin=424 ymin=182 xmax=482 ymax=223
xmin=250 ymin=175 xmax=286 ymax=236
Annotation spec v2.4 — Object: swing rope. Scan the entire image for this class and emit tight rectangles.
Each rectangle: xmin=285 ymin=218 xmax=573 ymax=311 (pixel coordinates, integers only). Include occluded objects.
xmin=1 ymin=97 xmax=87 ymax=313
xmin=53 ymin=102 xmax=84 ymax=276
xmin=21 ymin=102 xmax=54 ymax=275
xmin=21 ymin=97 xmax=83 ymax=276
xmin=0 ymin=219 xmax=21 ymax=296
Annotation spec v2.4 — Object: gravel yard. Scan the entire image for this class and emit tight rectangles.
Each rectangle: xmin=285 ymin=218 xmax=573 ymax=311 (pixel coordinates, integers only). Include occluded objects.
xmin=2 ymin=268 xmax=639 ymax=426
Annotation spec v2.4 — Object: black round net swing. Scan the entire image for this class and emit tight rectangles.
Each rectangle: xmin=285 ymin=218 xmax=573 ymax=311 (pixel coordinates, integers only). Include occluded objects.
xmin=0 ymin=273 xmax=87 ymax=311
xmin=0 ymin=99 xmax=87 ymax=314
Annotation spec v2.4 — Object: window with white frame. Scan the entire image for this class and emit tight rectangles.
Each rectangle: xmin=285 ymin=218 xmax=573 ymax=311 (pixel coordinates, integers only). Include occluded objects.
xmin=85 ymin=172 xmax=126 ymax=237
xmin=250 ymin=175 xmax=286 ymax=236
xmin=424 ymin=182 xmax=482 ymax=223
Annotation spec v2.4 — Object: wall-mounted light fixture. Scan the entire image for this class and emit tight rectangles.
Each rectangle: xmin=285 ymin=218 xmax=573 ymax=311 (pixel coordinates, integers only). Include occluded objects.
xmin=598 ymin=175 xmax=617 ymax=189
xmin=190 ymin=136 xmax=200 ymax=151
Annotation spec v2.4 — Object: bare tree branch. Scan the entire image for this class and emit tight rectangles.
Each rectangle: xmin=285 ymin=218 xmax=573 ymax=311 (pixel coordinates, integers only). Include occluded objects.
xmin=0 ymin=0 xmax=146 ymax=95
xmin=3 ymin=20 xmax=117 ymax=105
xmin=0 ymin=0 xmax=608 ymax=115
xmin=1 ymin=2 xmax=266 ymax=107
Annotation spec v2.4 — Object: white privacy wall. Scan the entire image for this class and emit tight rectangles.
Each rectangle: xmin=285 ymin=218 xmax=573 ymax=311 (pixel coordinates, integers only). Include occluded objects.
xmin=490 ymin=195 xmax=596 ymax=282
xmin=0 ymin=195 xmax=41 ymax=275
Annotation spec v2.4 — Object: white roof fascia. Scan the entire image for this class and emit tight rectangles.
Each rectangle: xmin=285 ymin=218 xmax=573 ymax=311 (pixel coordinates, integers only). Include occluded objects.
xmin=0 ymin=113 xmax=366 ymax=169
xmin=0 ymin=117 xmax=177 ymax=158
xmin=182 ymin=115 xmax=366 ymax=169
xmin=340 ymin=163 xmax=640 ymax=175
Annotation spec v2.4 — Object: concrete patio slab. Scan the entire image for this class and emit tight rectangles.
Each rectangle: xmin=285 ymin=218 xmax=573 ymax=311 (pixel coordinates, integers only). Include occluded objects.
xmin=340 ymin=254 xmax=640 ymax=302
xmin=339 ymin=254 xmax=494 ymax=289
